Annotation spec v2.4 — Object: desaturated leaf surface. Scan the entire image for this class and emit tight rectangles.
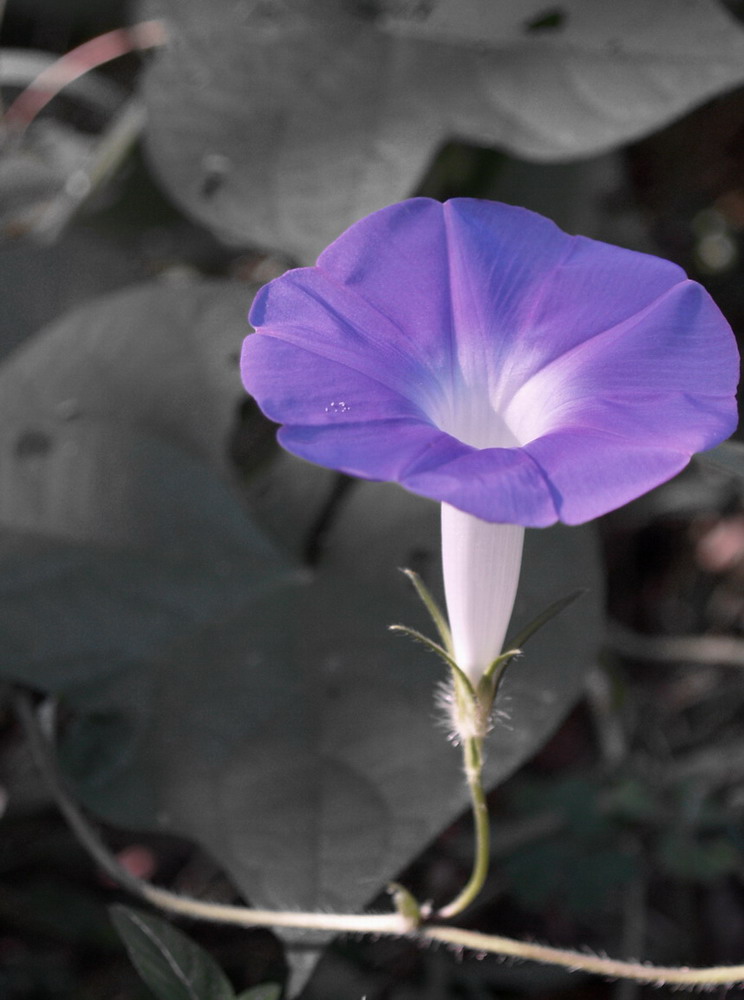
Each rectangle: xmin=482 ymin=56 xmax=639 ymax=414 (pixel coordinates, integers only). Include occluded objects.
xmin=141 ymin=0 xmax=744 ymax=259
xmin=0 ymin=283 xmax=603 ymax=914
xmin=0 ymin=280 xmax=254 ymax=470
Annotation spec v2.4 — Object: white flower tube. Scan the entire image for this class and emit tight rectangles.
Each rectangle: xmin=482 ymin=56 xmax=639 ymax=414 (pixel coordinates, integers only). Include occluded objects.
xmin=441 ymin=503 xmax=524 ymax=688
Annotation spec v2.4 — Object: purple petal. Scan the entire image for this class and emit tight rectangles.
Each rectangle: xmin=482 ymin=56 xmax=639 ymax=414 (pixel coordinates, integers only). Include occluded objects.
xmin=524 ymin=430 xmax=691 ymax=524
xmin=279 ymin=420 xmax=558 ymax=527
xmin=242 ymin=333 xmax=427 ymax=426
xmin=512 ymin=280 xmax=735 ymax=402
xmin=243 ymin=197 xmax=739 ymax=525
xmin=402 ymin=444 xmax=558 ymax=526
xmin=277 ymin=419 xmax=453 ymax=484
xmin=314 ymin=198 xmax=455 ymax=375
xmin=440 ymin=199 xmax=693 ymax=402
xmin=248 ymin=200 xmax=456 ymax=405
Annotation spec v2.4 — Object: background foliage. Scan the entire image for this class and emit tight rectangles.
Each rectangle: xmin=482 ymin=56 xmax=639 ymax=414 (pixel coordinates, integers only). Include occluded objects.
xmin=0 ymin=1 xmax=743 ymax=998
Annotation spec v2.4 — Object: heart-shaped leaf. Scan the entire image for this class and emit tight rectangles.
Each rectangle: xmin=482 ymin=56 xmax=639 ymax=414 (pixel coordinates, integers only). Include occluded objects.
xmin=0 ymin=282 xmax=603 ymax=917
xmin=141 ymin=0 xmax=744 ymax=260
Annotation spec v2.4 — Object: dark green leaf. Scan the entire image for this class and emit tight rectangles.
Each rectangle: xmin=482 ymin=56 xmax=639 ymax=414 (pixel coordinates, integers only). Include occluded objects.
xmin=0 ymin=877 xmax=118 ymax=949
xmin=657 ymin=832 xmax=741 ymax=883
xmin=110 ymin=905 xmax=235 ymax=1000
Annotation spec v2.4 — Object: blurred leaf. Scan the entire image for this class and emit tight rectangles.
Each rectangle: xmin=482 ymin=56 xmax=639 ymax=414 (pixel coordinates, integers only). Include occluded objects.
xmin=657 ymin=832 xmax=741 ymax=883
xmin=110 ymin=905 xmax=235 ymax=1000
xmin=509 ymin=775 xmax=611 ymax=838
xmin=141 ymin=0 xmax=744 ymax=260
xmin=0 ymin=121 xmax=93 ymax=237
xmin=603 ymin=777 xmax=661 ymax=824
xmin=61 ymin=477 xmax=602 ymax=913
xmin=500 ymin=773 xmax=642 ymax=915
xmin=502 ymin=775 xmax=638 ymax=915
xmin=0 ymin=282 xmax=603 ymax=919
xmin=235 ymin=985 xmax=281 ymax=1000
xmin=0 ymin=227 xmax=145 ymax=364
xmin=0 ymin=421 xmax=292 ymax=687
xmin=0 ymin=280 xmax=256 ymax=472
xmin=0 ymin=877 xmax=118 ymax=948
xmin=503 ymin=837 xmax=637 ymax=916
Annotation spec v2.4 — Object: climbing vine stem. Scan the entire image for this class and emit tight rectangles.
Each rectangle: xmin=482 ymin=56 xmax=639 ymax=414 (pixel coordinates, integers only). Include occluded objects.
xmin=14 ymin=688 xmax=744 ymax=990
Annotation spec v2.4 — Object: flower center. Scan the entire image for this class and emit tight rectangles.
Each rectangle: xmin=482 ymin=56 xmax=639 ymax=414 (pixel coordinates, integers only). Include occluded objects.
xmin=432 ymin=378 xmax=520 ymax=451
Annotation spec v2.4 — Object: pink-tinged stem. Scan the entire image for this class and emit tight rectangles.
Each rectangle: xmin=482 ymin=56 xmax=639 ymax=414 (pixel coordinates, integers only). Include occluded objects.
xmin=3 ymin=20 xmax=167 ymax=129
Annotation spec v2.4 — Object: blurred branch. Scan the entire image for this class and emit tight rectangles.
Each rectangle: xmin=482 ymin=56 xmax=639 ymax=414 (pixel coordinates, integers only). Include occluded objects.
xmin=33 ymin=97 xmax=146 ymax=241
xmin=585 ymin=665 xmax=628 ymax=766
xmin=658 ymin=741 xmax=744 ymax=791
xmin=0 ymin=0 xmax=8 ymax=116
xmin=607 ymin=623 xmax=744 ymax=668
xmin=2 ymin=20 xmax=166 ymax=131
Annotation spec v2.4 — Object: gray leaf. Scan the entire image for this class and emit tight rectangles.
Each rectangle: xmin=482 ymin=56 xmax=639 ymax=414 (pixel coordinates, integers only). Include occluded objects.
xmin=141 ymin=0 xmax=744 ymax=259
xmin=0 ymin=283 xmax=603 ymax=918
xmin=62 ymin=471 xmax=602 ymax=913
xmin=0 ymin=280 xmax=254 ymax=471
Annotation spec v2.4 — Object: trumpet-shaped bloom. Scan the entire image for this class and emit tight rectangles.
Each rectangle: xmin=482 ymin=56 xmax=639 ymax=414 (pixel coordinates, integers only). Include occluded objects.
xmin=241 ymin=198 xmax=739 ymax=685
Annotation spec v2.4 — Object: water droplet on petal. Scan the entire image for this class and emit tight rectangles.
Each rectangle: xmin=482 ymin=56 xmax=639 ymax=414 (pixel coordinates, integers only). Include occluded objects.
xmin=324 ymin=400 xmax=349 ymax=414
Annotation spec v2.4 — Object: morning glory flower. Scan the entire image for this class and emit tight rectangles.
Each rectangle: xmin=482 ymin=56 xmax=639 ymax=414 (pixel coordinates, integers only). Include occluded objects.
xmin=241 ymin=198 xmax=739 ymax=696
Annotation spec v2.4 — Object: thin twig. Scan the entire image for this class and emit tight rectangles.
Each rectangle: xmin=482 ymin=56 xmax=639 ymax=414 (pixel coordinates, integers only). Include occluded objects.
xmin=607 ymin=624 xmax=744 ymax=669
xmin=34 ymin=97 xmax=146 ymax=240
xmin=3 ymin=20 xmax=166 ymax=130
xmin=585 ymin=665 xmax=627 ymax=766
xmin=0 ymin=0 xmax=9 ymax=116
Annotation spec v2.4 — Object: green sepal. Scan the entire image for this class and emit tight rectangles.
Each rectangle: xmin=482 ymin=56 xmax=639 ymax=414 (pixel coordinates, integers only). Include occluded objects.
xmin=399 ymin=567 xmax=453 ymax=654
xmin=482 ymin=648 xmax=522 ymax=683
xmin=390 ymin=622 xmax=481 ymax=729
xmin=449 ymin=660 xmax=477 ymax=704
xmin=506 ymin=589 xmax=586 ymax=650
xmin=389 ymin=624 xmax=462 ymax=680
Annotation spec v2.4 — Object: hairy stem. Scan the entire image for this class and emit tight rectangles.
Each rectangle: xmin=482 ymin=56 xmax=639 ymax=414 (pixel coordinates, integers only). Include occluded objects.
xmin=15 ymin=689 xmax=744 ymax=989
xmin=435 ymin=735 xmax=490 ymax=919
xmin=424 ymin=925 xmax=744 ymax=988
